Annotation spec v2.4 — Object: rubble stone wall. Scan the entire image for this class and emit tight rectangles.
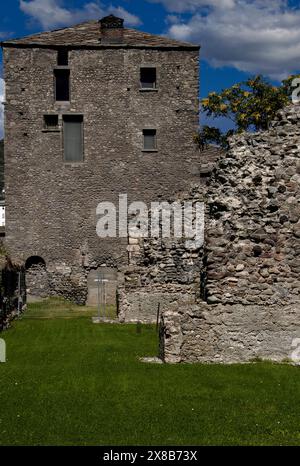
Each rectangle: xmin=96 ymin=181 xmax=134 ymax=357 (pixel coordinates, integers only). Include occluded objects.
xmin=3 ymin=46 xmax=200 ymax=272
xmin=160 ymin=303 xmax=299 ymax=363
xmin=159 ymin=105 xmax=300 ymax=363
xmin=205 ymin=106 xmax=300 ymax=307
xmin=118 ymin=225 xmax=204 ymax=321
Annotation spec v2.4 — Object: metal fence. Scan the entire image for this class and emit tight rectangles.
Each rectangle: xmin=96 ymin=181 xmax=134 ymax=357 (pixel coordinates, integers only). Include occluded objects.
xmin=0 ymin=259 xmax=26 ymax=331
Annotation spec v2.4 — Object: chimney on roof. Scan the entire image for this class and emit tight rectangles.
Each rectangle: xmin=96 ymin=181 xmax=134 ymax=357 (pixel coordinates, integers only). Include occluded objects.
xmin=99 ymin=14 xmax=124 ymax=44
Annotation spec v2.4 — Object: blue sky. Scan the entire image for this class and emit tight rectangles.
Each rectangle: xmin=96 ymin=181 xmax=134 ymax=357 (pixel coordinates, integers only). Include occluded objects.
xmin=1 ymin=0 xmax=300 ymax=136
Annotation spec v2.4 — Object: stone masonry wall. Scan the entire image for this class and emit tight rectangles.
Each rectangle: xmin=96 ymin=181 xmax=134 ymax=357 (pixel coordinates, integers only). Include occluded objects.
xmin=205 ymin=106 xmax=300 ymax=307
xmin=118 ymin=236 xmax=203 ymax=322
xmin=3 ymin=45 xmax=200 ymax=279
xmin=118 ymin=183 xmax=206 ymax=322
xmin=160 ymin=104 xmax=300 ymax=363
xmin=160 ymin=302 xmax=299 ymax=364
xmin=26 ymin=262 xmax=88 ymax=305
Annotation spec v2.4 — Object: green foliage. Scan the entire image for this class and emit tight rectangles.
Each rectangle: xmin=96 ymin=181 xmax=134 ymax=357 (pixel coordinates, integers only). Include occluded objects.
xmin=0 ymin=240 xmax=6 ymax=256
xmin=281 ymin=74 xmax=300 ymax=98
xmin=194 ymin=126 xmax=234 ymax=150
xmin=197 ymin=74 xmax=300 ymax=150
xmin=0 ymin=306 xmax=300 ymax=445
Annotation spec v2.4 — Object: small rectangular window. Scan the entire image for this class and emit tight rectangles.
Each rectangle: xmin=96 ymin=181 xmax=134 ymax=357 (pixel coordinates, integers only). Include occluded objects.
xmin=55 ymin=69 xmax=70 ymax=101
xmin=57 ymin=49 xmax=68 ymax=66
xmin=143 ymin=129 xmax=157 ymax=151
xmin=63 ymin=115 xmax=83 ymax=162
xmin=44 ymin=114 xmax=59 ymax=130
xmin=140 ymin=67 xmax=156 ymax=89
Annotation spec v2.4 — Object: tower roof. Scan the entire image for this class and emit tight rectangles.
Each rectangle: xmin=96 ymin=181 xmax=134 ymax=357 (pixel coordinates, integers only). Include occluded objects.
xmin=1 ymin=15 xmax=199 ymax=50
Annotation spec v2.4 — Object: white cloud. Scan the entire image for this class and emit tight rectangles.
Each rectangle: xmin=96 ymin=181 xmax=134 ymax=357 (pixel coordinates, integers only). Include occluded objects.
xmin=159 ymin=0 xmax=300 ymax=79
xmin=20 ymin=0 xmax=141 ymax=30
xmin=108 ymin=6 xmax=141 ymax=26
xmin=0 ymin=79 xmax=5 ymax=140
xmin=151 ymin=0 xmax=235 ymax=13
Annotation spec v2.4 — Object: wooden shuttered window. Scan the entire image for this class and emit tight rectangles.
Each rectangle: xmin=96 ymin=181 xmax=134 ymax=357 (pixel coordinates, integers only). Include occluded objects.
xmin=63 ymin=115 xmax=83 ymax=162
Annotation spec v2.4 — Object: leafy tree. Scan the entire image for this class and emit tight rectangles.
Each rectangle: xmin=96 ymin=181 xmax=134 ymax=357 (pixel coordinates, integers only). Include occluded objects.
xmin=196 ymin=74 xmax=300 ymax=150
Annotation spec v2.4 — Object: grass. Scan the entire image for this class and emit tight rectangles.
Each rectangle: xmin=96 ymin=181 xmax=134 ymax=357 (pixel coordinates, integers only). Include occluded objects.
xmin=24 ymin=297 xmax=116 ymax=319
xmin=0 ymin=298 xmax=299 ymax=446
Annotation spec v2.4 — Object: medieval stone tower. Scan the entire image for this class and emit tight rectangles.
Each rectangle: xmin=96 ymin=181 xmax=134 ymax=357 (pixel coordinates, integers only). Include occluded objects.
xmin=2 ymin=15 xmax=200 ymax=306
xmin=2 ymin=15 xmax=300 ymax=363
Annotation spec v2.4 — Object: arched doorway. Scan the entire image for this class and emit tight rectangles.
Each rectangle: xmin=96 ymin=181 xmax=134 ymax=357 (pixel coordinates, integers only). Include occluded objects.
xmin=25 ymin=256 xmax=46 ymax=270
xmin=25 ymin=256 xmax=49 ymax=300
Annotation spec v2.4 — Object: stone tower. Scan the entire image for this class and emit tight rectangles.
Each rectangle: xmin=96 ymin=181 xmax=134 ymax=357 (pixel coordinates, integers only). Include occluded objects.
xmin=1 ymin=15 xmax=200 ymax=305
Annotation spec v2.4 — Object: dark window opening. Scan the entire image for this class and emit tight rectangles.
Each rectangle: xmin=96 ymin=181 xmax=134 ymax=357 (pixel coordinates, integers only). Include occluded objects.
xmin=63 ymin=115 xmax=83 ymax=162
xmin=140 ymin=67 xmax=156 ymax=89
xmin=44 ymin=114 xmax=59 ymax=129
xmin=55 ymin=69 xmax=70 ymax=101
xmin=57 ymin=49 xmax=68 ymax=66
xmin=25 ymin=256 xmax=46 ymax=270
xmin=143 ymin=129 xmax=157 ymax=150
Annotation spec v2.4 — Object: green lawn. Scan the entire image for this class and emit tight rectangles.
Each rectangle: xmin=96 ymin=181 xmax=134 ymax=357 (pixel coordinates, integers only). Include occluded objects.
xmin=0 ymin=299 xmax=299 ymax=446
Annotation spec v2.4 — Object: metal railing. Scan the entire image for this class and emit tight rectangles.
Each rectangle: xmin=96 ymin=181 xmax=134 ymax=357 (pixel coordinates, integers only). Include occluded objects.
xmin=0 ymin=263 xmax=26 ymax=331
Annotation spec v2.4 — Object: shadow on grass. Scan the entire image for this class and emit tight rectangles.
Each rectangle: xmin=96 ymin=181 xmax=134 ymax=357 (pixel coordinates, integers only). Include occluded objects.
xmin=23 ymin=297 xmax=117 ymax=320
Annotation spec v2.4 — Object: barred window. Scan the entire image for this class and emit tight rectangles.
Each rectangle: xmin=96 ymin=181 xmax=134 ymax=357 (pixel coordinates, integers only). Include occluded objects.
xmin=44 ymin=114 xmax=58 ymax=129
